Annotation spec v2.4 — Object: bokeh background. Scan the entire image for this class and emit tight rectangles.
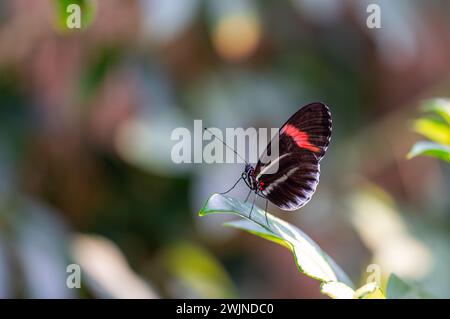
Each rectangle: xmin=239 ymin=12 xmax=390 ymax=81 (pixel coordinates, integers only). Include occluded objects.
xmin=0 ymin=0 xmax=449 ymax=298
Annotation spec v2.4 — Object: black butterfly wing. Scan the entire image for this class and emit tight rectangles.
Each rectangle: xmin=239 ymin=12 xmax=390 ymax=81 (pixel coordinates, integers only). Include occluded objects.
xmin=256 ymin=150 xmax=321 ymax=210
xmin=254 ymin=102 xmax=332 ymax=211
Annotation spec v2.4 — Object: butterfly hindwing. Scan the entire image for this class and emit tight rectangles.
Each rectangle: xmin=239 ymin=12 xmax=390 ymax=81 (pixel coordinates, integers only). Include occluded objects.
xmin=257 ymin=150 xmax=320 ymax=210
xmin=254 ymin=102 xmax=331 ymax=210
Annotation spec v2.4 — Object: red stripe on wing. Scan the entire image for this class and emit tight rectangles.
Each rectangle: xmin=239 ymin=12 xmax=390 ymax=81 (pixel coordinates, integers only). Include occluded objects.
xmin=281 ymin=124 xmax=320 ymax=153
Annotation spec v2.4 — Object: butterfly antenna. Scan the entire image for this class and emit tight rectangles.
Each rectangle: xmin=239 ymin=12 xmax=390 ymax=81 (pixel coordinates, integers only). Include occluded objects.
xmin=204 ymin=128 xmax=249 ymax=165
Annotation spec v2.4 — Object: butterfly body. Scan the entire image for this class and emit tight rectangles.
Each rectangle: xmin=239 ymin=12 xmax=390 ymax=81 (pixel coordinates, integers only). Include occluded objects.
xmin=242 ymin=164 xmax=258 ymax=191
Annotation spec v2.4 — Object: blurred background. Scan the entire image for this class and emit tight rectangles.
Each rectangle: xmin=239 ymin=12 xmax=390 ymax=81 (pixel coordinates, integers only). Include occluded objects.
xmin=0 ymin=0 xmax=449 ymax=298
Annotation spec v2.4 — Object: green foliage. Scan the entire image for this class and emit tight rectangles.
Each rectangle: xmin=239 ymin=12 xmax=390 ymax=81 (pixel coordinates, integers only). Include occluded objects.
xmin=163 ymin=242 xmax=237 ymax=298
xmin=422 ymin=98 xmax=450 ymax=124
xmin=199 ymin=194 xmax=353 ymax=286
xmin=53 ymin=0 xmax=96 ymax=32
xmin=199 ymin=194 xmax=378 ymax=299
xmin=79 ymin=48 xmax=122 ymax=101
xmin=199 ymin=194 xmax=439 ymax=299
xmin=353 ymin=282 xmax=386 ymax=299
xmin=319 ymin=282 xmax=355 ymax=299
xmin=407 ymin=141 xmax=450 ymax=162
xmin=408 ymin=98 xmax=450 ymax=162
xmin=386 ymin=274 xmax=435 ymax=299
xmin=414 ymin=118 xmax=450 ymax=145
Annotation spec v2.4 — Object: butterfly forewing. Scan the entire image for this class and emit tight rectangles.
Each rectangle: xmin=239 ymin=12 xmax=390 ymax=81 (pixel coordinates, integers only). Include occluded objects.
xmin=254 ymin=102 xmax=332 ymax=211
xmin=278 ymin=102 xmax=332 ymax=161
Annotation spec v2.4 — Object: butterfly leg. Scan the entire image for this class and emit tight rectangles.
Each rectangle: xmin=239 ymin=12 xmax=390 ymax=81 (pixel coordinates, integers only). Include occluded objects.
xmin=264 ymin=199 xmax=271 ymax=229
xmin=244 ymin=189 xmax=252 ymax=202
xmin=220 ymin=176 xmax=242 ymax=195
xmin=248 ymin=191 xmax=257 ymax=220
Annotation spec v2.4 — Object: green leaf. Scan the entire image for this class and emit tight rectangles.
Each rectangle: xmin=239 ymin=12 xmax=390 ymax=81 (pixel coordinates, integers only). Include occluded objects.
xmin=353 ymin=282 xmax=385 ymax=299
xmin=53 ymin=0 xmax=96 ymax=32
xmin=422 ymin=98 xmax=450 ymax=124
xmin=199 ymin=194 xmax=354 ymax=290
xmin=320 ymin=282 xmax=355 ymax=299
xmin=386 ymin=273 xmax=434 ymax=299
xmin=407 ymin=141 xmax=450 ymax=162
xmin=413 ymin=118 xmax=450 ymax=145
xmin=321 ymin=281 xmax=387 ymax=299
xmin=79 ymin=48 xmax=121 ymax=101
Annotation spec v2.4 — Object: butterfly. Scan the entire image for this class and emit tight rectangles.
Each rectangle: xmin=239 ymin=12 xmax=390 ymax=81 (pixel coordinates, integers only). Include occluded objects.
xmin=211 ymin=102 xmax=332 ymax=226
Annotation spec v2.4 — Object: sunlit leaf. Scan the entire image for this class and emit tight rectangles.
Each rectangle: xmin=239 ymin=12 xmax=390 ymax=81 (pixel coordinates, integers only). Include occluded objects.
xmin=386 ymin=273 xmax=434 ymax=299
xmin=353 ymin=282 xmax=385 ymax=299
xmin=413 ymin=118 xmax=450 ymax=145
xmin=407 ymin=141 xmax=450 ymax=162
xmin=72 ymin=234 xmax=158 ymax=299
xmin=198 ymin=194 xmax=354 ymax=289
xmin=422 ymin=98 xmax=450 ymax=124
xmin=320 ymin=282 xmax=355 ymax=299
xmin=322 ymin=279 xmax=386 ymax=299
xmin=349 ymin=185 xmax=433 ymax=280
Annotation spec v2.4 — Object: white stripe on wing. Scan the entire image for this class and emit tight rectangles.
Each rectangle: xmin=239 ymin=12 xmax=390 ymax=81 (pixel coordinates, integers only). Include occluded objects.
xmin=261 ymin=167 xmax=299 ymax=196
xmin=256 ymin=153 xmax=290 ymax=179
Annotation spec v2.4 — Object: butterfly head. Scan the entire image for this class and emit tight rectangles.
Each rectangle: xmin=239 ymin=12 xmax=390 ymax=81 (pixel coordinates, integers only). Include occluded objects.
xmin=242 ymin=164 xmax=258 ymax=191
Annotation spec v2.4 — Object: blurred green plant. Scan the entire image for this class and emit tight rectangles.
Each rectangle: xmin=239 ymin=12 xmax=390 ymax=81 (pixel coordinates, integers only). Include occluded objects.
xmin=199 ymin=194 xmax=391 ymax=299
xmin=386 ymin=274 xmax=435 ymax=299
xmin=163 ymin=242 xmax=237 ymax=298
xmin=53 ymin=0 xmax=96 ymax=32
xmin=408 ymin=98 xmax=450 ymax=162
